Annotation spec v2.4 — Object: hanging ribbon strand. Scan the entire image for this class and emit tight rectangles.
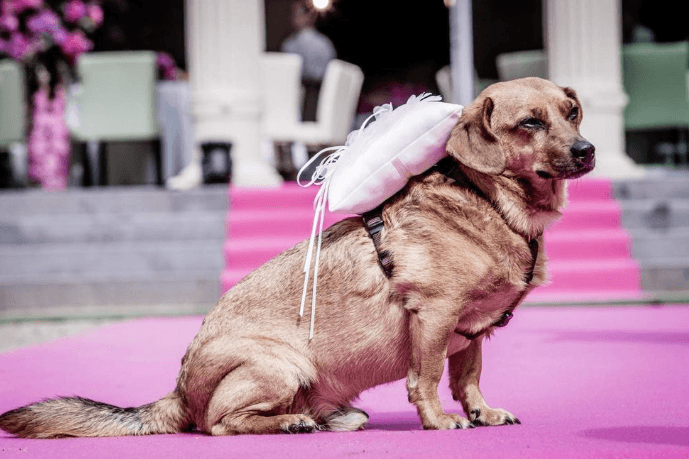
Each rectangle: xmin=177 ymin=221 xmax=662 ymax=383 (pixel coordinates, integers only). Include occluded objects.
xmin=296 ymin=108 xmax=388 ymax=340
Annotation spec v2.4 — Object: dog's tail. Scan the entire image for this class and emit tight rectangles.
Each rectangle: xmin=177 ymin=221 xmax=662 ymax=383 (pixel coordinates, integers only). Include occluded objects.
xmin=0 ymin=391 xmax=191 ymax=438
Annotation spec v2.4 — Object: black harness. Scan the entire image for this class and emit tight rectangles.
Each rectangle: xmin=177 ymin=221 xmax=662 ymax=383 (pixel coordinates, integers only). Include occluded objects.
xmin=362 ymin=157 xmax=540 ymax=340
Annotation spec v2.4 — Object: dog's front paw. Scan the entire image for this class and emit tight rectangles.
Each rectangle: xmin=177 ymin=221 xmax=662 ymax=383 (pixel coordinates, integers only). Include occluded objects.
xmin=281 ymin=415 xmax=318 ymax=434
xmin=469 ymin=407 xmax=520 ymax=427
xmin=423 ymin=412 xmax=474 ymax=430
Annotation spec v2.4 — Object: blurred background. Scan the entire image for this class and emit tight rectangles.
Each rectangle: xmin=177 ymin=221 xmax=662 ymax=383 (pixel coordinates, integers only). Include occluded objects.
xmin=0 ymin=0 xmax=688 ymax=350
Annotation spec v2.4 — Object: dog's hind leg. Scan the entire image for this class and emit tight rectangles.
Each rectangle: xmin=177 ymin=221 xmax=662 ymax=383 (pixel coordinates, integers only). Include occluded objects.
xmin=203 ymin=342 xmax=318 ymax=435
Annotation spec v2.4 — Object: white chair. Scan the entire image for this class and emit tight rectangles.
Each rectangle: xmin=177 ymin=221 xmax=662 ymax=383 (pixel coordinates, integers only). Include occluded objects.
xmin=434 ymin=65 xmax=499 ymax=103
xmin=0 ymin=60 xmax=28 ymax=186
xmin=262 ymin=53 xmax=304 ymax=142
xmin=262 ymin=53 xmax=364 ymax=179
xmin=262 ymin=53 xmax=364 ymax=147
xmin=69 ymin=51 xmax=161 ymax=185
xmin=496 ymin=50 xmax=548 ymax=81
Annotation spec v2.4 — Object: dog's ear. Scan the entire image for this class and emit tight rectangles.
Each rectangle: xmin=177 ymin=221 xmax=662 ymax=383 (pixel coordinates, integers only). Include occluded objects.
xmin=562 ymin=86 xmax=583 ymax=121
xmin=446 ymin=96 xmax=505 ymax=175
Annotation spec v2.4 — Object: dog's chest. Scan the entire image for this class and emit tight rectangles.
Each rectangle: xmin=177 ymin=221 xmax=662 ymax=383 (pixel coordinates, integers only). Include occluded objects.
xmin=451 ymin=237 xmax=542 ymax=343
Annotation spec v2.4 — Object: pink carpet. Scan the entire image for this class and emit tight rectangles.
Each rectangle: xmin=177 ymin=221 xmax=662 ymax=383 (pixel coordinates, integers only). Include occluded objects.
xmin=1 ymin=305 xmax=688 ymax=458
xmin=221 ymin=178 xmax=643 ymax=303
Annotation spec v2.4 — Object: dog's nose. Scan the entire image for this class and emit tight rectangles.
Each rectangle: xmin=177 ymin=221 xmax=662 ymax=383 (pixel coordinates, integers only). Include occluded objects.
xmin=571 ymin=140 xmax=595 ymax=161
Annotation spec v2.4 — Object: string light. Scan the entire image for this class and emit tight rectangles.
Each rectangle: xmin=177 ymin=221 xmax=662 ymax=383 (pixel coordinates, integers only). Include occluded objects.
xmin=312 ymin=0 xmax=331 ymax=11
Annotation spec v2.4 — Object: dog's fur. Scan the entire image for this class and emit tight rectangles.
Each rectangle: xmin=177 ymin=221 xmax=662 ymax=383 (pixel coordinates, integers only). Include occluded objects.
xmin=0 ymin=77 xmax=594 ymax=438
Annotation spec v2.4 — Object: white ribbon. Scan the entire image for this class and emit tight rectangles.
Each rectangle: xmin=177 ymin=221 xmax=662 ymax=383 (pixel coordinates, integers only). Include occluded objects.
xmin=295 ymin=110 xmax=387 ymax=340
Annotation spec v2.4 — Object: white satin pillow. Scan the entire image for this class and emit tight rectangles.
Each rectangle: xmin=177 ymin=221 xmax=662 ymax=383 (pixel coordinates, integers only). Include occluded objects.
xmin=311 ymin=94 xmax=463 ymax=214
xmin=296 ymin=94 xmax=462 ymax=339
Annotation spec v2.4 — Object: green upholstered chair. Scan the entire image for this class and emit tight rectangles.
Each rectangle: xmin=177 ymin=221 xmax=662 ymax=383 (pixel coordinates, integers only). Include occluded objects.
xmin=622 ymin=42 xmax=689 ymax=164
xmin=0 ymin=60 xmax=28 ymax=186
xmin=69 ymin=51 xmax=160 ymax=185
xmin=0 ymin=60 xmax=26 ymax=148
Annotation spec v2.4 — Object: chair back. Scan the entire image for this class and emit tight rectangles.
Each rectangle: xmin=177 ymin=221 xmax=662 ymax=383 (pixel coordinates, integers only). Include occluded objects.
xmin=435 ymin=65 xmax=453 ymax=103
xmin=261 ymin=52 xmax=303 ymax=138
xmin=496 ymin=50 xmax=548 ymax=81
xmin=0 ymin=60 xmax=27 ymax=147
xmin=71 ymin=51 xmax=158 ymax=141
xmin=315 ymin=59 xmax=364 ymax=144
xmin=622 ymin=41 xmax=689 ymax=130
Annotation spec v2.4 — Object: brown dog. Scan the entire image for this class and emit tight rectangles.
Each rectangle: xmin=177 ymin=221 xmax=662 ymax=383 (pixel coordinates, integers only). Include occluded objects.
xmin=0 ymin=77 xmax=594 ymax=438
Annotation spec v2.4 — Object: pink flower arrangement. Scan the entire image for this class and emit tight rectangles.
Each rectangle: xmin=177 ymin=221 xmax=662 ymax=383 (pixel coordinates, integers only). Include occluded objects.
xmin=0 ymin=0 xmax=103 ymax=190
xmin=60 ymin=29 xmax=92 ymax=57
xmin=9 ymin=0 xmax=44 ymax=14
xmin=63 ymin=0 xmax=87 ymax=23
xmin=26 ymin=9 xmax=61 ymax=34
xmin=156 ymin=52 xmax=178 ymax=81
xmin=0 ymin=13 xmax=19 ymax=32
xmin=87 ymin=3 xmax=103 ymax=26
xmin=0 ymin=0 xmax=101 ymax=62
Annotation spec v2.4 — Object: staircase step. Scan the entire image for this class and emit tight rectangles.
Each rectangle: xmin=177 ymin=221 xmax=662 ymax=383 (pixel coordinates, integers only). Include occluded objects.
xmin=542 ymin=258 xmax=641 ymax=292
xmin=0 ymin=270 xmax=221 ymax=311
xmin=0 ymin=240 xmax=224 ymax=276
xmin=525 ymin=289 xmax=648 ymax=304
xmin=566 ymin=178 xmax=613 ymax=201
xmin=224 ymin=237 xmax=304 ymax=269
xmin=640 ymin=258 xmax=689 ymax=291
xmin=229 ymin=177 xmax=612 ymax=209
xmin=0 ymin=185 xmax=228 ymax=216
xmin=220 ymin=268 xmax=255 ymax=293
xmin=614 ymin=173 xmax=689 ymax=200
xmin=220 ymin=257 xmax=641 ymax=296
xmin=543 ymin=229 xmax=631 ymax=259
xmin=549 ymin=201 xmax=623 ymax=231
xmin=627 ymin=229 xmax=689 ymax=260
xmin=230 ymin=184 xmax=318 ymax=211
xmin=619 ymin=200 xmax=689 ymax=231
xmin=0 ymin=211 xmax=226 ymax=244
xmin=227 ymin=209 xmax=353 ymax=239
xmin=226 ymin=201 xmax=621 ymax=240
xmin=223 ymin=229 xmax=632 ymax=274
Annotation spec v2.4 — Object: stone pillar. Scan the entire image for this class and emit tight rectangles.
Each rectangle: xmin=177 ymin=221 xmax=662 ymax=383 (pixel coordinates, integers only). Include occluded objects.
xmin=545 ymin=0 xmax=644 ymax=178
xmin=186 ymin=0 xmax=282 ymax=187
xmin=448 ymin=0 xmax=474 ymax=106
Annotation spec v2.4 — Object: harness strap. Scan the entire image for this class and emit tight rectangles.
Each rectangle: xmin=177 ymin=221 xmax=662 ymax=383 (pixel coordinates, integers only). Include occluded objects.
xmin=362 ymin=206 xmax=394 ymax=277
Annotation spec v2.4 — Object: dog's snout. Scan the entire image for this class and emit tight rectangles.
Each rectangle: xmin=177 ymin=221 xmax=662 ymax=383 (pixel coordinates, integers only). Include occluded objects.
xmin=571 ymin=140 xmax=595 ymax=161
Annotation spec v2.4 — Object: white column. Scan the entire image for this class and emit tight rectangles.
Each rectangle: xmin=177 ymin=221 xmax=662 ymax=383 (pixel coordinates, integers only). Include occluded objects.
xmin=186 ymin=0 xmax=282 ymax=187
xmin=545 ymin=0 xmax=644 ymax=179
xmin=449 ymin=0 xmax=474 ymax=106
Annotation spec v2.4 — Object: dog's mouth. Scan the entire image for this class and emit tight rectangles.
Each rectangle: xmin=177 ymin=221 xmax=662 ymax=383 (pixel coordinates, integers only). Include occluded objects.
xmin=537 ymin=156 xmax=595 ymax=180
xmin=559 ymin=157 xmax=595 ymax=179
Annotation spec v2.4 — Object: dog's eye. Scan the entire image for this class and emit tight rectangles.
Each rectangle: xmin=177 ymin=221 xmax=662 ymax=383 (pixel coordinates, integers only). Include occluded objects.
xmin=567 ymin=106 xmax=579 ymax=121
xmin=520 ymin=118 xmax=544 ymax=129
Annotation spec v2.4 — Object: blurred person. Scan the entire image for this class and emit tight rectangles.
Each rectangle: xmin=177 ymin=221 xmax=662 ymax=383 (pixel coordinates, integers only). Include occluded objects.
xmin=622 ymin=0 xmax=655 ymax=43
xmin=281 ymin=0 xmax=336 ymax=122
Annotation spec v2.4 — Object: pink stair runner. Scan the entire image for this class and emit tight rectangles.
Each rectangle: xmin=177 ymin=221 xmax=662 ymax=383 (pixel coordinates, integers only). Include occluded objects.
xmin=221 ymin=178 xmax=642 ymax=303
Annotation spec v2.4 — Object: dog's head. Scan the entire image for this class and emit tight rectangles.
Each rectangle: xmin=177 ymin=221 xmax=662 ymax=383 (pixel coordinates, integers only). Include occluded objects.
xmin=446 ymin=77 xmax=595 ymax=181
